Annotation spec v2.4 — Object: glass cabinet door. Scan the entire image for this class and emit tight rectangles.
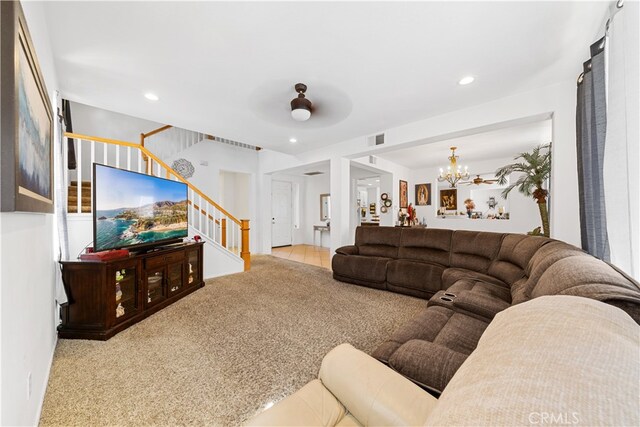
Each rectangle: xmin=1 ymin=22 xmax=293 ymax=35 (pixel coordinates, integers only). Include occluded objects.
xmin=168 ymin=262 xmax=184 ymax=294
xmin=146 ymin=268 xmax=165 ymax=306
xmin=186 ymin=250 xmax=200 ymax=286
xmin=112 ymin=263 xmax=140 ymax=322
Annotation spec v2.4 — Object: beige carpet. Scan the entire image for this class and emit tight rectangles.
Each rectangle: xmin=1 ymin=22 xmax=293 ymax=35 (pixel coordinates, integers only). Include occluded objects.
xmin=40 ymin=256 xmax=426 ymax=426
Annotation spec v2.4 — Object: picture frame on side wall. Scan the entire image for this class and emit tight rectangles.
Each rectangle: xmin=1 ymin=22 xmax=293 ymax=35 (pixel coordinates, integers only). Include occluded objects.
xmin=0 ymin=1 xmax=54 ymax=213
xmin=415 ymin=183 xmax=431 ymax=206
xmin=399 ymin=180 xmax=408 ymax=208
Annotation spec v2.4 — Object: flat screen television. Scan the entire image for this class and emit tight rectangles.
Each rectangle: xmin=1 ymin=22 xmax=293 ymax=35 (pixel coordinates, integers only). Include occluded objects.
xmin=93 ymin=163 xmax=189 ymax=252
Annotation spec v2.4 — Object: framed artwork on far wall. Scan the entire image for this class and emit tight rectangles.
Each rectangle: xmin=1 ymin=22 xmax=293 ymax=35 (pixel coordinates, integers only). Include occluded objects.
xmin=0 ymin=1 xmax=54 ymax=213
xmin=399 ymin=180 xmax=408 ymax=208
xmin=415 ymin=183 xmax=431 ymax=206
xmin=440 ymin=189 xmax=457 ymax=211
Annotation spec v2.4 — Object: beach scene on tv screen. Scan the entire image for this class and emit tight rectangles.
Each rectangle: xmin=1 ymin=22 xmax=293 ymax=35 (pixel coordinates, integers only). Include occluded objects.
xmin=95 ymin=165 xmax=188 ymax=251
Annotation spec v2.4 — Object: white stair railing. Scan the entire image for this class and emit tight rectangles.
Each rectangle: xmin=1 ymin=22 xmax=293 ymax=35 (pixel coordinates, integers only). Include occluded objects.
xmin=64 ymin=132 xmax=250 ymax=270
xmin=143 ymin=126 xmax=205 ymax=161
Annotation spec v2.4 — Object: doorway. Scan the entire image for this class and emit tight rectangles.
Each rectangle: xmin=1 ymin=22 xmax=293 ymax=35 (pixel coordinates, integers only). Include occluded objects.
xmin=271 ymin=180 xmax=293 ymax=247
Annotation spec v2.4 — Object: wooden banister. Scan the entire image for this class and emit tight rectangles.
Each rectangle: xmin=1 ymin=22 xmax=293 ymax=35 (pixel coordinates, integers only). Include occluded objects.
xmin=241 ymin=219 xmax=250 ymax=271
xmin=142 ymin=124 xmax=173 ymax=139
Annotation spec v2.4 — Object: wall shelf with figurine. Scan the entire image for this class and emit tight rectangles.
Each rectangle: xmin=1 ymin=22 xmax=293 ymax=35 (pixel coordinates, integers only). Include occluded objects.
xmin=58 ymin=242 xmax=204 ymax=340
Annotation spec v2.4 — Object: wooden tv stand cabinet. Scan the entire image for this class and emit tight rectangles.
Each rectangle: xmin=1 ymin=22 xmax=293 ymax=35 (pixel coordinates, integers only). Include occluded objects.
xmin=58 ymin=242 xmax=204 ymax=340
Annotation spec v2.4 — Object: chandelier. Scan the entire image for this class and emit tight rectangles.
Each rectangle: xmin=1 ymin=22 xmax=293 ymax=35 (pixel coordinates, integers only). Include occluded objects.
xmin=438 ymin=146 xmax=470 ymax=188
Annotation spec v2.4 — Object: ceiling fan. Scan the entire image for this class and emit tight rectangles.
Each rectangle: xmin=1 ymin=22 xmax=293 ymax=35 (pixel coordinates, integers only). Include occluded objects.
xmin=462 ymin=175 xmax=499 ymax=186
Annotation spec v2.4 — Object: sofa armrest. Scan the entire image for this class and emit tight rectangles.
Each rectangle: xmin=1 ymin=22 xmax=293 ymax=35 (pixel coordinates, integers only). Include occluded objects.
xmin=244 ymin=379 xmax=345 ymax=427
xmin=335 ymin=245 xmax=358 ymax=256
xmin=453 ymin=292 xmax=511 ymax=320
xmin=319 ymin=343 xmax=437 ymax=427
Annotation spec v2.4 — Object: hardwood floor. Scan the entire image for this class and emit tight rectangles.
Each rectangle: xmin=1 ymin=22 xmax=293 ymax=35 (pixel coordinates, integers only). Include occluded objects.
xmin=271 ymin=244 xmax=331 ymax=269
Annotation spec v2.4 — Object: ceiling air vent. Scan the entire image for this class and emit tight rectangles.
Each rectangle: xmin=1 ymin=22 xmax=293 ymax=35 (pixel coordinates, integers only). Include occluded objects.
xmin=304 ymin=171 xmax=324 ymax=176
xmin=367 ymin=133 xmax=386 ymax=146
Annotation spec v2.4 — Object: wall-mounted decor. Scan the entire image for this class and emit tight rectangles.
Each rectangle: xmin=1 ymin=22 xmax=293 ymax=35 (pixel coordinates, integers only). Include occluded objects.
xmin=383 ymin=199 xmax=392 ymax=208
xmin=380 ymin=193 xmax=389 ymax=200
xmin=1 ymin=1 xmax=54 ymax=213
xmin=399 ymin=180 xmax=408 ymax=208
xmin=415 ymin=183 xmax=431 ymax=206
xmin=320 ymin=193 xmax=331 ymax=221
xmin=440 ymin=189 xmax=458 ymax=211
xmin=171 ymin=158 xmax=195 ymax=179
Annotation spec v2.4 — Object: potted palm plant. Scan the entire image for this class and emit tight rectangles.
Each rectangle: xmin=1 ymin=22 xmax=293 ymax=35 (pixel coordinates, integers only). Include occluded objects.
xmin=495 ymin=144 xmax=551 ymax=237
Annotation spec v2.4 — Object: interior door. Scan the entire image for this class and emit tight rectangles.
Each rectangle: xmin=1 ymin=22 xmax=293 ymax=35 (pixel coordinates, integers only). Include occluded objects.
xmin=272 ymin=180 xmax=293 ymax=247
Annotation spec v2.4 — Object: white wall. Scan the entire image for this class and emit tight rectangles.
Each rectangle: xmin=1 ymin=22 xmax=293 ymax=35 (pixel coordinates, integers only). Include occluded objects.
xmin=165 ymin=140 xmax=260 ymax=253
xmin=69 ymin=100 xmax=162 ymax=143
xmin=1 ymin=3 xmax=59 ymax=425
xmin=219 ymin=171 xmax=251 ymax=220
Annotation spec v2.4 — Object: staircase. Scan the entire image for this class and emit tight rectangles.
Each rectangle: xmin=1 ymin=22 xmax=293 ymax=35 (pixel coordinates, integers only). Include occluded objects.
xmin=64 ymin=129 xmax=250 ymax=272
xmin=67 ymin=181 xmax=91 ymax=213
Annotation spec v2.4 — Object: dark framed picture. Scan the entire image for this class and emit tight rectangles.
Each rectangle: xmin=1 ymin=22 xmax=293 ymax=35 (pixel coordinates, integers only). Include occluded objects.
xmin=440 ymin=189 xmax=457 ymax=211
xmin=1 ymin=1 xmax=54 ymax=213
xmin=399 ymin=180 xmax=408 ymax=208
xmin=415 ymin=183 xmax=431 ymax=206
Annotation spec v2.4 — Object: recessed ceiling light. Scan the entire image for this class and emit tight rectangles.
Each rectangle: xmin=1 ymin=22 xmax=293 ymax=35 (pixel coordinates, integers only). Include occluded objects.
xmin=144 ymin=93 xmax=159 ymax=101
xmin=368 ymin=183 xmax=372 ymax=186
xmin=458 ymin=76 xmax=475 ymax=85
xmin=289 ymin=138 xmax=297 ymax=143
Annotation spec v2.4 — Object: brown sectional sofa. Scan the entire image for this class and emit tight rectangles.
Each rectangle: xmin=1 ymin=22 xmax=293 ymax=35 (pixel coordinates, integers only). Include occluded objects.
xmin=332 ymin=226 xmax=640 ymax=393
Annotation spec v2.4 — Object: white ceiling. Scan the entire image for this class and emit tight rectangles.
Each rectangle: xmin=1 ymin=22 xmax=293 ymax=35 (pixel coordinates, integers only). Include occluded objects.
xmin=377 ymin=120 xmax=551 ymax=169
xmin=43 ymin=1 xmax=607 ymax=154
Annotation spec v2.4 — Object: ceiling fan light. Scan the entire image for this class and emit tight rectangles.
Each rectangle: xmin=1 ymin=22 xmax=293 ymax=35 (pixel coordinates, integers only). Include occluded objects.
xmin=291 ymin=107 xmax=311 ymax=121
xmin=290 ymin=96 xmax=312 ymax=121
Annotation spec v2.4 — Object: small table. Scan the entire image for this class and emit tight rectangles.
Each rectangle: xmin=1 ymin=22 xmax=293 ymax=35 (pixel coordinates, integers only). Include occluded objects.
xmin=313 ymin=225 xmax=330 ymax=247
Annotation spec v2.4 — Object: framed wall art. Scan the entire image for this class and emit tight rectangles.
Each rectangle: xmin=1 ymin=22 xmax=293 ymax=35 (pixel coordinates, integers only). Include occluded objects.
xmin=1 ymin=1 xmax=54 ymax=213
xmin=415 ymin=183 xmax=431 ymax=206
xmin=399 ymin=180 xmax=408 ymax=208
xmin=440 ymin=189 xmax=458 ymax=211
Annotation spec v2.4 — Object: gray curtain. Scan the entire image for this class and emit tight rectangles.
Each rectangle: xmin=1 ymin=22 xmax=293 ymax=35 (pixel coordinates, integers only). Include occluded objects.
xmin=576 ymin=37 xmax=610 ymax=261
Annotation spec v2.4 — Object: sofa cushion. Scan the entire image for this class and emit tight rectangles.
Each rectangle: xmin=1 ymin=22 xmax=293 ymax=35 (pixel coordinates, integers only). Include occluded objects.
xmin=425 ymin=296 xmax=640 ymax=426
xmin=387 ymin=260 xmax=445 ymax=298
xmin=442 ymin=267 xmax=508 ymax=289
xmin=355 ymin=226 xmax=401 ymax=258
xmin=487 ymin=234 xmax=551 ymax=285
xmin=446 ymin=278 xmax=511 ymax=302
xmin=373 ymin=305 xmax=490 ymax=392
xmin=449 ymin=230 xmax=504 ymax=273
xmin=397 ymin=228 xmax=452 ymax=266
xmin=388 ymin=340 xmax=468 ymax=393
